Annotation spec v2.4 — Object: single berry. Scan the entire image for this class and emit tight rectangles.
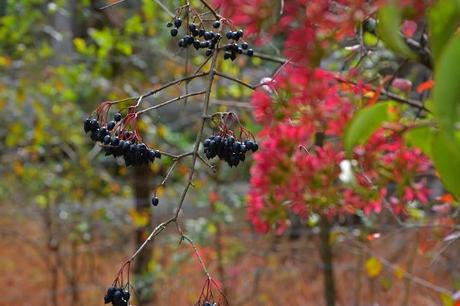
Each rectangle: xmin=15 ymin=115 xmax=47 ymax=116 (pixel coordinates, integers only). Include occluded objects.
xmin=204 ymin=31 xmax=214 ymax=40
xmin=104 ymin=295 xmax=111 ymax=304
xmin=226 ymin=31 xmax=234 ymax=40
xmin=205 ymin=49 xmax=213 ymax=56
xmin=121 ymin=290 xmax=131 ymax=302
xmin=151 ymin=196 xmax=159 ymax=206
xmin=84 ymin=119 xmax=91 ymax=133
xmin=199 ymin=29 xmax=206 ymax=37
xmin=103 ymin=135 xmax=111 ymax=145
xmin=170 ymin=28 xmax=178 ymax=37
xmin=236 ymin=29 xmax=244 ymax=38
xmin=246 ymin=48 xmax=254 ymax=56
xmin=178 ymin=39 xmax=186 ymax=48
xmin=224 ymin=51 xmax=231 ymax=60
xmin=167 ymin=22 xmax=173 ymax=27
xmin=200 ymin=41 xmax=210 ymax=49
xmin=114 ymin=112 xmax=122 ymax=122
xmin=203 ymin=302 xmax=211 ymax=306
xmin=232 ymin=31 xmax=240 ymax=41
xmin=241 ymin=42 xmax=249 ymax=50
xmin=90 ymin=119 xmax=99 ymax=131
xmin=174 ymin=18 xmax=182 ymax=28
xmin=213 ymin=20 xmax=221 ymax=28
xmin=107 ymin=121 xmax=116 ymax=131
xmin=193 ymin=40 xmax=201 ymax=50
xmin=237 ymin=47 xmax=243 ymax=54
xmin=189 ymin=23 xmax=197 ymax=32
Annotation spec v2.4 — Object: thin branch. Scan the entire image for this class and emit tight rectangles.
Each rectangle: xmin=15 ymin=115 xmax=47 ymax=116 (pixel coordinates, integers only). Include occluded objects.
xmin=199 ymin=0 xmax=220 ymax=19
xmin=176 ymin=224 xmax=211 ymax=279
xmin=125 ymin=50 xmax=220 ymax=266
xmin=173 ymin=48 xmax=219 ymax=220
xmin=111 ymin=72 xmax=209 ymax=105
xmin=214 ymin=70 xmax=258 ymax=90
xmin=136 ymin=91 xmax=206 ymax=115
xmin=197 ymin=153 xmax=216 ymax=171
xmin=99 ymin=0 xmax=127 ymax=10
xmin=153 ymin=0 xmax=174 ymax=17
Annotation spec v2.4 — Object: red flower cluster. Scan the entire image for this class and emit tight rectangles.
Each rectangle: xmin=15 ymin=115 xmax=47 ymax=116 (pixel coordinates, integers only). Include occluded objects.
xmin=215 ymin=0 xmax=432 ymax=232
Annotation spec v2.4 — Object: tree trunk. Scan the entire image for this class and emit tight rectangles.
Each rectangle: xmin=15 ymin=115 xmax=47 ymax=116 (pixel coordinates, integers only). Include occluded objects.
xmin=319 ymin=215 xmax=336 ymax=306
xmin=132 ymin=166 xmax=155 ymax=306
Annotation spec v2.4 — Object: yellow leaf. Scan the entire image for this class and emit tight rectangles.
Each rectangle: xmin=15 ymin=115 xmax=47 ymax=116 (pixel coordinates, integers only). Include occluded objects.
xmin=129 ymin=208 xmax=150 ymax=227
xmin=441 ymin=293 xmax=454 ymax=306
xmin=156 ymin=186 xmax=165 ymax=197
xmin=73 ymin=38 xmax=87 ymax=53
xmin=393 ymin=265 xmax=406 ymax=279
xmin=365 ymin=256 xmax=383 ymax=278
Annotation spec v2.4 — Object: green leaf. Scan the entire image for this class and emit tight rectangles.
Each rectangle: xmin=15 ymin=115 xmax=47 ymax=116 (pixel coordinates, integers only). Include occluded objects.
xmin=344 ymin=102 xmax=392 ymax=156
xmin=377 ymin=4 xmax=418 ymax=60
xmin=404 ymin=126 xmax=434 ymax=156
xmin=431 ymin=132 xmax=460 ymax=198
xmin=428 ymin=0 xmax=460 ymax=62
xmin=432 ymin=35 xmax=460 ymax=136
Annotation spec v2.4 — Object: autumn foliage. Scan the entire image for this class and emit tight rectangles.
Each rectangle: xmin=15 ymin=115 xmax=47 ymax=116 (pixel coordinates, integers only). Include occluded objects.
xmin=216 ymin=0 xmax=434 ymax=232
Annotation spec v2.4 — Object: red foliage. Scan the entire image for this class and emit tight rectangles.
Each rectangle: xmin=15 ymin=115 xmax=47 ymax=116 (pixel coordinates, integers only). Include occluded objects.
xmin=216 ymin=0 xmax=433 ymax=232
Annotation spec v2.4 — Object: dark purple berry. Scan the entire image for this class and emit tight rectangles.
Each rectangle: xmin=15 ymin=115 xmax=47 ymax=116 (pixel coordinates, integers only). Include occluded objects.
xmin=189 ymin=23 xmax=197 ymax=32
xmin=204 ymin=31 xmax=214 ymax=40
xmin=226 ymin=31 xmax=234 ymax=39
xmin=114 ymin=112 xmax=122 ymax=122
xmin=174 ymin=18 xmax=182 ymax=28
xmin=151 ymin=196 xmax=159 ymax=206
xmin=241 ymin=42 xmax=249 ymax=50
xmin=213 ymin=20 xmax=221 ymax=28
xmin=84 ymin=119 xmax=91 ymax=133
xmin=103 ymin=135 xmax=111 ymax=145
xmin=171 ymin=28 xmax=178 ymax=37
xmin=246 ymin=48 xmax=254 ymax=56
xmin=107 ymin=121 xmax=116 ymax=131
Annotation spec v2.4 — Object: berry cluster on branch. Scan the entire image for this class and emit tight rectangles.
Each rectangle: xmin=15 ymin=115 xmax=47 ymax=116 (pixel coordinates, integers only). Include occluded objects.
xmin=83 ymin=102 xmax=162 ymax=167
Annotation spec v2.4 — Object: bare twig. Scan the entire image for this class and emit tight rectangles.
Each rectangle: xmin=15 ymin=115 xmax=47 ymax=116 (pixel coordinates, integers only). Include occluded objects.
xmin=136 ymin=90 xmax=206 ymax=115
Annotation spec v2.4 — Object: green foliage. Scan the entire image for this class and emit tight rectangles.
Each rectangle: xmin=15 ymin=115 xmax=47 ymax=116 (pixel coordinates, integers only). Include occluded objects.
xmin=431 ymin=132 xmax=460 ymax=198
xmin=344 ymin=102 xmax=392 ymax=156
xmin=377 ymin=4 xmax=417 ymax=60
xmin=428 ymin=0 xmax=460 ymax=62
xmin=432 ymin=34 xmax=460 ymax=136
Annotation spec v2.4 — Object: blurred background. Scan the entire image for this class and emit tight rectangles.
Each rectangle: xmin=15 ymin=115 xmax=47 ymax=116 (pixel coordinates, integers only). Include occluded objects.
xmin=0 ymin=1 xmax=459 ymax=306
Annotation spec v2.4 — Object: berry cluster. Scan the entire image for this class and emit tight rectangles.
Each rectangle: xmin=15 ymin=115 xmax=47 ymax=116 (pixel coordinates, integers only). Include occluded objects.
xmin=104 ymin=287 xmax=130 ymax=306
xmin=167 ymin=16 xmax=253 ymax=61
xmin=203 ymin=136 xmax=258 ymax=167
xmin=83 ymin=110 xmax=161 ymax=167
xmin=223 ymin=30 xmax=253 ymax=60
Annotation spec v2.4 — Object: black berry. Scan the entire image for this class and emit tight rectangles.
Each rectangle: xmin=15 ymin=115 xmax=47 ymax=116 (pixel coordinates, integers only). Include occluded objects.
xmin=213 ymin=20 xmax=221 ymax=28
xmin=241 ymin=42 xmax=249 ymax=50
xmin=107 ymin=121 xmax=116 ymax=131
xmin=114 ymin=112 xmax=122 ymax=122
xmin=174 ymin=18 xmax=182 ymax=28
xmin=246 ymin=48 xmax=254 ymax=56
xmin=171 ymin=28 xmax=178 ymax=37
xmin=189 ymin=23 xmax=197 ymax=32
xmin=151 ymin=196 xmax=159 ymax=206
